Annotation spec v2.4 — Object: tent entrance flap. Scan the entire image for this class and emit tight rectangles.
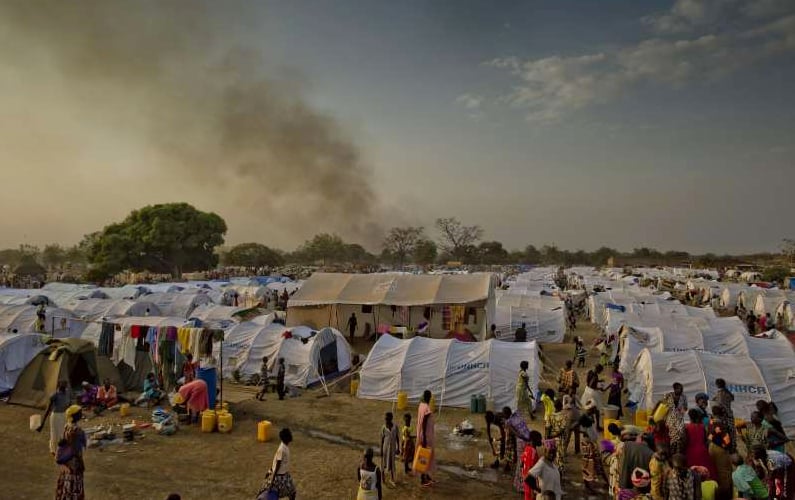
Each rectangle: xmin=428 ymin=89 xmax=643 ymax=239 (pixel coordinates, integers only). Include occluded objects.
xmin=318 ymin=340 xmax=339 ymax=375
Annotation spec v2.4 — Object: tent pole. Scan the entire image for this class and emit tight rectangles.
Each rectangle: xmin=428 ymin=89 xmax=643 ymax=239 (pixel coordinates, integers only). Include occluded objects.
xmin=219 ymin=336 xmax=223 ymax=407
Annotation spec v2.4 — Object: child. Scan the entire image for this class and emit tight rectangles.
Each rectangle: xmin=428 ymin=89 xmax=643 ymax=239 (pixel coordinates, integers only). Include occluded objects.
xmin=380 ymin=412 xmax=399 ymax=486
xmin=400 ymin=413 xmax=415 ymax=475
xmin=520 ymin=435 xmax=540 ymax=500
xmin=732 ymin=454 xmax=768 ymax=499
xmin=256 ymin=356 xmax=269 ymax=401
xmin=575 ymin=339 xmax=587 ymax=367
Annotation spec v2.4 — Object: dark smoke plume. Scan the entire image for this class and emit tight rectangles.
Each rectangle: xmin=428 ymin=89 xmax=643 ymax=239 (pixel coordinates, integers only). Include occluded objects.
xmin=0 ymin=1 xmax=380 ymax=247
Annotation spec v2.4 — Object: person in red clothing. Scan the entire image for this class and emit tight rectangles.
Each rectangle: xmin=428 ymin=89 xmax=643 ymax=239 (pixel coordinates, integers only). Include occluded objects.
xmin=685 ymin=408 xmax=717 ymax=481
xmin=521 ymin=430 xmax=543 ymax=500
xmin=95 ymin=379 xmax=118 ymax=412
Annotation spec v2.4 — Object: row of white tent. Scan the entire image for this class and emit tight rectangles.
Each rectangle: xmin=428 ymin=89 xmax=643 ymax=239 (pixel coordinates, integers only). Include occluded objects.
xmin=571 ymin=267 xmax=795 ymax=436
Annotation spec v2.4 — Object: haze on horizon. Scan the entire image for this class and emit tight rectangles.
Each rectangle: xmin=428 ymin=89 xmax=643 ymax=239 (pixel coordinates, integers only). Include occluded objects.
xmin=0 ymin=0 xmax=792 ymax=255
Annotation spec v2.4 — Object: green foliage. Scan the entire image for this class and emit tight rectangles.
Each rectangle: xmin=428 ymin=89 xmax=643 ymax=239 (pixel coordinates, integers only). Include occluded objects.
xmin=412 ymin=239 xmax=437 ymax=265
xmin=40 ymin=244 xmax=66 ymax=269
xmin=382 ymin=226 xmax=425 ymax=267
xmin=296 ymin=233 xmax=346 ymax=265
xmin=223 ymin=243 xmax=283 ymax=269
xmin=0 ymin=248 xmax=23 ymax=268
xmin=762 ymin=266 xmax=789 ymax=284
xmin=476 ymin=241 xmax=509 ymax=265
xmin=85 ymin=203 xmax=227 ymax=278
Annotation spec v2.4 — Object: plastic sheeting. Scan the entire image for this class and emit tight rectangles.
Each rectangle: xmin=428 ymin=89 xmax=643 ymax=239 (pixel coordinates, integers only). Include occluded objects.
xmin=358 ymin=334 xmax=539 ymax=410
xmin=288 ymin=273 xmax=493 ymax=307
xmin=0 ymin=333 xmax=47 ymax=392
xmin=60 ymin=298 xmax=161 ymax=320
xmin=137 ymin=292 xmax=213 ymax=318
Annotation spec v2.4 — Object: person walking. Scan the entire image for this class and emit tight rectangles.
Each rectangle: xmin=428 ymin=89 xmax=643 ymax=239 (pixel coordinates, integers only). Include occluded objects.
xmin=256 ymin=356 xmax=269 ymax=401
xmin=37 ymin=380 xmax=71 ymax=455
xmin=516 ymin=361 xmax=536 ymax=420
xmin=347 ymin=313 xmax=358 ymax=341
xmin=276 ymin=358 xmax=286 ymax=400
xmin=380 ymin=412 xmax=399 ymax=487
xmin=557 ymin=360 xmax=579 ymax=397
xmin=55 ymin=405 xmax=86 ymax=500
xmin=262 ymin=428 xmax=296 ymax=500
xmin=416 ymin=390 xmax=436 ymax=487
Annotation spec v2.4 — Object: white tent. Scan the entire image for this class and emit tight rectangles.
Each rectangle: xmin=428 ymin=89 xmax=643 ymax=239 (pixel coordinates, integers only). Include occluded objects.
xmin=188 ymin=304 xmax=246 ymax=329
xmin=357 ymin=334 xmax=539 ymax=410
xmin=629 ymin=349 xmax=774 ymax=423
xmin=96 ymin=285 xmax=150 ymax=300
xmin=776 ymin=299 xmax=795 ymax=330
xmin=0 ymin=333 xmax=47 ymax=393
xmin=737 ymin=288 xmax=766 ymax=313
xmin=0 ymin=304 xmax=80 ymax=337
xmin=60 ymin=298 xmax=161 ymax=320
xmin=618 ymin=322 xmax=794 ymax=374
xmin=719 ymin=284 xmax=745 ymax=310
xmin=137 ymin=292 xmax=213 ymax=318
xmin=754 ymin=290 xmax=789 ymax=318
xmin=215 ymin=322 xmax=351 ymax=388
xmin=494 ymin=293 xmax=565 ymax=343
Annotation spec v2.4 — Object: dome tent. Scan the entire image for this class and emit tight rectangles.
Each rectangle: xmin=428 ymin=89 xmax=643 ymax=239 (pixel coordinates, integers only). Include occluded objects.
xmin=8 ymin=338 xmax=124 ymax=409
xmin=215 ymin=321 xmax=351 ymax=389
xmin=358 ymin=334 xmax=539 ymax=410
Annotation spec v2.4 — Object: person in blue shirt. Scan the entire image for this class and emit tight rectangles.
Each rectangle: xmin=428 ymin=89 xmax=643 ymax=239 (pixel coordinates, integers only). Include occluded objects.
xmin=135 ymin=373 xmax=164 ymax=407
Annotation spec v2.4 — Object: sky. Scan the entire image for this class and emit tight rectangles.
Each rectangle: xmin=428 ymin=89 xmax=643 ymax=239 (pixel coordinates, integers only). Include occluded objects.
xmin=0 ymin=0 xmax=792 ymax=254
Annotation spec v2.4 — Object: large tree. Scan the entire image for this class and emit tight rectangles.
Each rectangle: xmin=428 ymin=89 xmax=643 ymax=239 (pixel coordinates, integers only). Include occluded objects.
xmin=477 ymin=241 xmax=509 ymax=265
xmin=297 ymin=233 xmax=346 ymax=265
xmin=85 ymin=203 xmax=226 ymax=279
xmin=435 ymin=217 xmax=483 ymax=260
xmin=40 ymin=244 xmax=66 ymax=269
xmin=223 ymin=243 xmax=282 ymax=269
xmin=382 ymin=226 xmax=425 ymax=268
xmin=413 ymin=239 xmax=437 ymax=266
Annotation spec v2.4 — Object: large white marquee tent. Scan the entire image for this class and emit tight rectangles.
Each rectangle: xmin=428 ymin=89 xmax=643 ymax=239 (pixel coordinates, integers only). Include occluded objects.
xmin=357 ymin=334 xmax=539 ymax=410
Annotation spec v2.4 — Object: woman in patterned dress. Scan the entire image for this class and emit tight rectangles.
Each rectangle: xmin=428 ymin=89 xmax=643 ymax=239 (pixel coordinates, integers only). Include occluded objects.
xmin=55 ymin=405 xmax=86 ymax=500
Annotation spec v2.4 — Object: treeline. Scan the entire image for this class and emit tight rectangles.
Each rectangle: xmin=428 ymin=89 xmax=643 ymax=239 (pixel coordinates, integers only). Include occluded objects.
xmin=0 ymin=203 xmax=790 ymax=282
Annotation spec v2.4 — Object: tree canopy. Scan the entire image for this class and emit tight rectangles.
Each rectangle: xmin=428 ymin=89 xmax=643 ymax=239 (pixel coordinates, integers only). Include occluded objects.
xmin=435 ymin=217 xmax=483 ymax=260
xmin=223 ymin=243 xmax=282 ymax=269
xmin=382 ymin=226 xmax=425 ymax=268
xmin=85 ymin=203 xmax=226 ymax=279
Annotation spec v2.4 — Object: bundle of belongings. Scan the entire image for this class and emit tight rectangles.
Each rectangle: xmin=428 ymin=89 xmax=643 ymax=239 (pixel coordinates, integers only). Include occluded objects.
xmin=151 ymin=408 xmax=177 ymax=435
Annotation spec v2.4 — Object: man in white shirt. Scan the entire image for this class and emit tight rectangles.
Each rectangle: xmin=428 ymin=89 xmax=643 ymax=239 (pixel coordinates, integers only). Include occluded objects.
xmin=528 ymin=445 xmax=563 ymax=500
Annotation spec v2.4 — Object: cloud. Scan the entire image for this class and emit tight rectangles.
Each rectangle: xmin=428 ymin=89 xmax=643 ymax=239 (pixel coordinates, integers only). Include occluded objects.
xmin=484 ymin=1 xmax=795 ymax=122
xmin=455 ymin=93 xmax=484 ymax=110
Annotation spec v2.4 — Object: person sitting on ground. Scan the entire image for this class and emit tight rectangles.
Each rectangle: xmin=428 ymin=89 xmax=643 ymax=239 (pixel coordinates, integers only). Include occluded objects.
xmin=357 ymin=447 xmax=382 ymax=500
xmin=78 ymin=381 xmax=97 ymax=408
xmin=135 ymin=373 xmax=164 ymax=407
xmin=95 ymin=379 xmax=118 ymax=413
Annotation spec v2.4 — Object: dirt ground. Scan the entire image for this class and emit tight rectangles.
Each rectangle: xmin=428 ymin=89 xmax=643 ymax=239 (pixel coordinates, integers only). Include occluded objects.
xmin=0 ymin=321 xmax=607 ymax=500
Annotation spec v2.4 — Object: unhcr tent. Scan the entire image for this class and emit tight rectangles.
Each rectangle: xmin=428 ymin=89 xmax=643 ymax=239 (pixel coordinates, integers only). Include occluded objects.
xmin=357 ymin=334 xmax=539 ymax=410
xmin=215 ymin=322 xmax=351 ymax=388
xmin=629 ymin=349 xmax=772 ymax=422
xmin=138 ymin=292 xmax=213 ymax=318
xmin=0 ymin=333 xmax=47 ymax=393
xmin=96 ymin=285 xmax=150 ymax=300
xmin=287 ymin=273 xmax=494 ymax=339
xmin=8 ymin=338 xmax=124 ymax=409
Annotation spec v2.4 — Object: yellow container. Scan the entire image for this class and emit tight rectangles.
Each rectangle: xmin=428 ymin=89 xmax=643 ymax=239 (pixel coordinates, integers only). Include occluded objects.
xmin=201 ymin=410 xmax=217 ymax=433
xmin=430 ymin=394 xmax=436 ymax=412
xmin=258 ymin=420 xmax=272 ymax=442
xmin=635 ymin=409 xmax=648 ymax=427
xmin=413 ymin=446 xmax=432 ymax=474
xmin=603 ymin=418 xmax=621 ymax=439
xmin=396 ymin=390 xmax=408 ymax=410
xmin=652 ymin=403 xmax=669 ymax=424
xmin=217 ymin=412 xmax=233 ymax=433
xmin=119 ymin=403 xmax=130 ymax=417
xmin=350 ymin=379 xmax=360 ymax=396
